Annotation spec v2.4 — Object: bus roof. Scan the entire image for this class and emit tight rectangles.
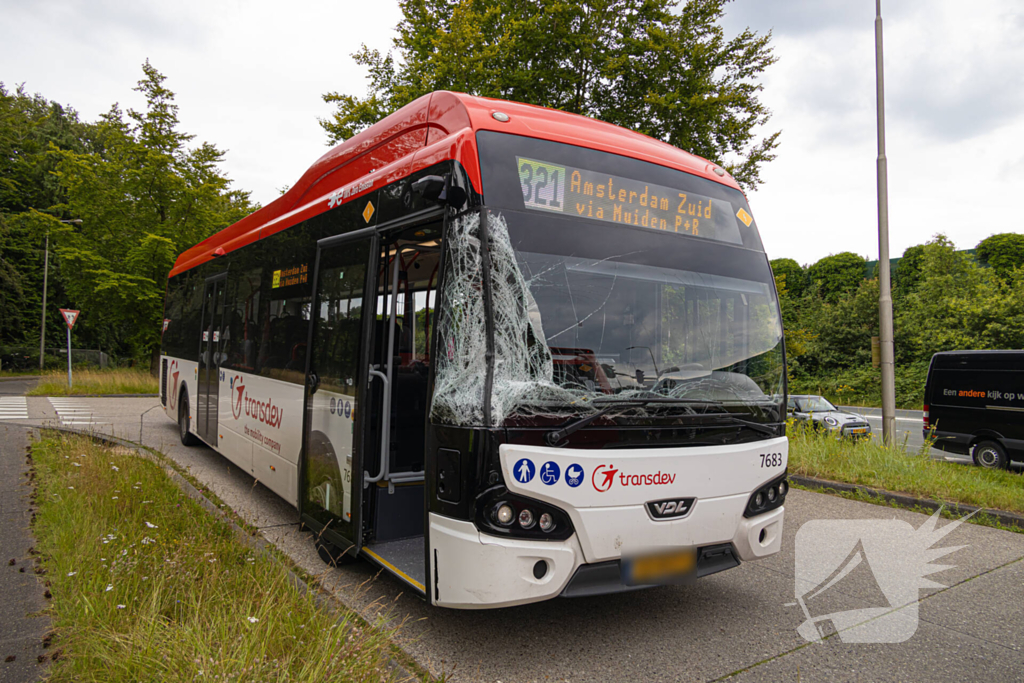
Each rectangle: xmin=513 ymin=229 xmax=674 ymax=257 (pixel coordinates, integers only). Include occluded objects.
xmin=170 ymin=91 xmax=741 ymax=278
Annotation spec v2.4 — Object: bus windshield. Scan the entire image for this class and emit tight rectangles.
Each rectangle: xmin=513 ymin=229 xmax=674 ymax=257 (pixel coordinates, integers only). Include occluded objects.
xmin=431 ymin=133 xmax=784 ymax=428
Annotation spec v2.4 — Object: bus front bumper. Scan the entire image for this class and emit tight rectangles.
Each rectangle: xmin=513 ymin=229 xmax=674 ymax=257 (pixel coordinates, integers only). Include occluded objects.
xmin=428 ymin=505 xmax=783 ymax=609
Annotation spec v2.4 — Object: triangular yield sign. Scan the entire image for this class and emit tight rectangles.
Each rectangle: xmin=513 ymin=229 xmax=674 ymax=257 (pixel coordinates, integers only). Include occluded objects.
xmin=59 ymin=308 xmax=80 ymax=330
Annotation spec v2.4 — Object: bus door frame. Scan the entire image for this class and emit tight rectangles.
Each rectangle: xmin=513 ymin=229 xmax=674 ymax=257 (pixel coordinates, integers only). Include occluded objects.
xmin=298 ymin=227 xmax=379 ymax=556
xmin=365 ymin=206 xmax=446 ymax=504
xmin=197 ymin=271 xmax=228 ymax=445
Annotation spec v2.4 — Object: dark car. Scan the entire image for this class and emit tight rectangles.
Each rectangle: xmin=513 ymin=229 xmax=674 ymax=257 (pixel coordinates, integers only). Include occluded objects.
xmin=923 ymin=350 xmax=1024 ymax=470
xmin=787 ymin=395 xmax=872 ymax=437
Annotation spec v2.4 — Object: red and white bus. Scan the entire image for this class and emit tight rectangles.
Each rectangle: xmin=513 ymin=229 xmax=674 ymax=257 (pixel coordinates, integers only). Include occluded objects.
xmin=160 ymin=92 xmax=789 ymax=609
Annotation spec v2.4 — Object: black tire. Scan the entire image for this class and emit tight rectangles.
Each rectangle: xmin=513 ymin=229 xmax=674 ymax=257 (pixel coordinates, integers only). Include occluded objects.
xmin=972 ymin=440 xmax=1008 ymax=470
xmin=314 ymin=537 xmax=356 ymax=567
xmin=178 ymin=390 xmax=200 ymax=446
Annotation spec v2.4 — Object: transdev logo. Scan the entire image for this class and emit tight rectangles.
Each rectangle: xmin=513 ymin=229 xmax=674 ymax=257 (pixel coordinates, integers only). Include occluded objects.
xmin=592 ymin=465 xmax=618 ymax=492
xmin=229 ymin=380 xmax=284 ymax=429
xmin=168 ymin=360 xmax=180 ymax=410
xmin=591 ymin=464 xmax=676 ymax=492
xmin=230 ymin=375 xmax=245 ymax=420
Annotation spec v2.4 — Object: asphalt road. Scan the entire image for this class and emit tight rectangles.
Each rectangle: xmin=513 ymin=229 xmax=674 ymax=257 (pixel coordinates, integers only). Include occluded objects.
xmin=3 ymin=394 xmax=1023 ymax=681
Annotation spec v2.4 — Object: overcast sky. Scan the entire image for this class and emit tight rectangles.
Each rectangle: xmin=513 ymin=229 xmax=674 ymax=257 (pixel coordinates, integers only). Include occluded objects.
xmin=3 ymin=0 xmax=1022 ymax=265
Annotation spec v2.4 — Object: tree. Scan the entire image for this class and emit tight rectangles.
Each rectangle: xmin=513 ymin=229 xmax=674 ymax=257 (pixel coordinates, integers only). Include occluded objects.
xmin=976 ymin=232 xmax=1024 ymax=280
xmin=321 ymin=0 xmax=779 ymax=189
xmin=892 ymin=243 xmax=924 ymax=299
xmin=806 ymin=252 xmax=866 ymax=303
xmin=0 ymin=83 xmax=97 ymax=350
xmin=770 ymin=258 xmax=805 ymax=299
xmin=49 ymin=61 xmax=255 ymax=367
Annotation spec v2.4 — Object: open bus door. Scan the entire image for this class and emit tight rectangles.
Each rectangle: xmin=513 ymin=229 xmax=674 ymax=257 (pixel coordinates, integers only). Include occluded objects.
xmin=299 ymin=229 xmax=378 ymax=564
xmin=300 ymin=209 xmax=443 ymax=596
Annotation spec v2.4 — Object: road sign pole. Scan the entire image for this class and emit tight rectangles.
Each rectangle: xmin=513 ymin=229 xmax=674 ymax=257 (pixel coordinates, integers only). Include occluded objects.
xmin=66 ymin=325 xmax=73 ymax=388
xmin=59 ymin=308 xmax=80 ymax=389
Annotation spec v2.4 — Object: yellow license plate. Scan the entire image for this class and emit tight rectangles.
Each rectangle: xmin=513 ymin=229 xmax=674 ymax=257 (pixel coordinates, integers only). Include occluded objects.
xmin=623 ymin=548 xmax=697 ymax=585
xmin=849 ymin=428 xmax=867 ymax=434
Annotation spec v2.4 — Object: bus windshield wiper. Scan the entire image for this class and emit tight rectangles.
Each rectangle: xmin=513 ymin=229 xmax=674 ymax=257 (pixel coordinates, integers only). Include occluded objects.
xmin=545 ymin=401 xmax=646 ymax=447
xmin=706 ymin=415 xmax=781 ymax=437
xmin=545 ymin=397 xmax=720 ymax=447
xmin=545 ymin=400 xmax=780 ymax=446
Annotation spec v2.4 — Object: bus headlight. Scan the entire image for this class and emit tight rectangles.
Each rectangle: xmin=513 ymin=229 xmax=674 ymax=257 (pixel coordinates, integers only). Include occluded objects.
xmin=744 ymin=471 xmax=788 ymax=518
xmin=477 ymin=491 xmax=574 ymax=540
xmin=492 ymin=502 xmax=515 ymax=526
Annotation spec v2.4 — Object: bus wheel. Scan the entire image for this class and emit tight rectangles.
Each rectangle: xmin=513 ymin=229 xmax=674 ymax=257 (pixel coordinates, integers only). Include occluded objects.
xmin=973 ymin=441 xmax=1008 ymax=470
xmin=315 ymin=538 xmax=356 ymax=567
xmin=178 ymin=391 xmax=199 ymax=446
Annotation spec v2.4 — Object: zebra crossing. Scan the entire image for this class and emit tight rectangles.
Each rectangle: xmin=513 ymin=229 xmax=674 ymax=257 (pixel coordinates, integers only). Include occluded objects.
xmin=0 ymin=396 xmax=29 ymax=420
xmin=48 ymin=398 xmax=108 ymax=428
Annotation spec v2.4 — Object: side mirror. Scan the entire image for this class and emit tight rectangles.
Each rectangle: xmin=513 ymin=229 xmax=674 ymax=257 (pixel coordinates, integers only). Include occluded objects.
xmin=411 ymin=175 xmax=468 ymax=209
xmin=411 ymin=175 xmax=445 ymax=201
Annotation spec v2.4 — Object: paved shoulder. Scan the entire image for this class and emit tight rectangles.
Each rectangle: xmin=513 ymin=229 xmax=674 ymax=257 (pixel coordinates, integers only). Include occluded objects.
xmin=0 ymin=426 xmax=50 ymax=681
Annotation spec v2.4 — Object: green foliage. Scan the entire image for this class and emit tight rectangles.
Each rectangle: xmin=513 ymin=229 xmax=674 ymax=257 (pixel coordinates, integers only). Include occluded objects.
xmin=893 ymin=243 xmax=924 ymax=298
xmin=0 ymin=83 xmax=97 ymax=347
xmin=770 ymin=258 xmax=805 ymax=299
xmin=32 ymin=434 xmax=400 ymax=682
xmin=782 ymin=234 xmax=1024 ymax=409
xmin=806 ymin=251 xmax=866 ymax=303
xmin=47 ymin=62 xmax=255 ymax=360
xmin=788 ymin=421 xmax=1024 ymax=517
xmin=321 ymin=0 xmax=780 ymax=189
xmin=975 ymin=232 xmax=1024 ymax=280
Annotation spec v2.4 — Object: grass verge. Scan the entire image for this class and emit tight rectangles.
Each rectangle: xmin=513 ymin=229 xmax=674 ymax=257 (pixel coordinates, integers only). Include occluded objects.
xmin=788 ymin=424 xmax=1024 ymax=517
xmin=31 ymin=433 xmax=402 ymax=681
xmin=27 ymin=368 xmax=158 ymax=396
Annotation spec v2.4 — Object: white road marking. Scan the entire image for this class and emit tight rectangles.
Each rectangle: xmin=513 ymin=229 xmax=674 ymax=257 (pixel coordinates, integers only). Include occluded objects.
xmin=47 ymin=397 xmax=109 ymax=427
xmin=0 ymin=397 xmax=28 ymax=419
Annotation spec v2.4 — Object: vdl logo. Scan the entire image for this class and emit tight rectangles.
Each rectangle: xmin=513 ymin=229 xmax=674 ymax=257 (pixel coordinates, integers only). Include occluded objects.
xmin=230 ymin=375 xmax=245 ymax=420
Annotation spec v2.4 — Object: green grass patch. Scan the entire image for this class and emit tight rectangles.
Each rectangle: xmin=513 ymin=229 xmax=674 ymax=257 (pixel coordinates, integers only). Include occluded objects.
xmin=0 ymin=368 xmax=41 ymax=377
xmin=28 ymin=368 xmax=158 ymax=396
xmin=788 ymin=424 xmax=1024 ymax=517
xmin=31 ymin=434 xmax=402 ymax=682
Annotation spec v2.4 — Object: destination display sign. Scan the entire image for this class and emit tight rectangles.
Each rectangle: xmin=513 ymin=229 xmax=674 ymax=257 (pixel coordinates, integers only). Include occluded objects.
xmin=517 ymin=156 xmax=744 ymax=244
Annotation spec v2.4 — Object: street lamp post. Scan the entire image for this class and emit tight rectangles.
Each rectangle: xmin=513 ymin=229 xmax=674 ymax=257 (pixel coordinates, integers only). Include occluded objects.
xmin=875 ymin=1 xmax=896 ymax=443
xmin=39 ymin=219 xmax=82 ymax=370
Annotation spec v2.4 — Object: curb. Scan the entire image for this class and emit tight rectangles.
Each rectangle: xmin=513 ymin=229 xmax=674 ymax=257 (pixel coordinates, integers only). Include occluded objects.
xmin=30 ymin=425 xmax=422 ymax=682
xmin=27 ymin=393 xmax=159 ymax=398
xmin=790 ymin=474 xmax=1024 ymax=531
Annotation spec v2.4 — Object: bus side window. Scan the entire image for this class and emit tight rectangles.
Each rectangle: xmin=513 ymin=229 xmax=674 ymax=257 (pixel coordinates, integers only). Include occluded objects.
xmin=222 ymin=269 xmax=261 ymax=373
xmin=259 ymin=294 xmax=312 ymax=382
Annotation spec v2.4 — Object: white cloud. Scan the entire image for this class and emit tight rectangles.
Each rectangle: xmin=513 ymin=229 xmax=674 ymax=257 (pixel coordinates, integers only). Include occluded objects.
xmin=724 ymin=0 xmax=1024 ymax=265
xmin=3 ymin=0 xmax=1021 ymax=266
xmin=1 ymin=0 xmax=402 ymax=206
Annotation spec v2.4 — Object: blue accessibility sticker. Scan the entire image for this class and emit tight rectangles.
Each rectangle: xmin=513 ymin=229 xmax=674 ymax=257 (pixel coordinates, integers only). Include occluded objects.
xmin=565 ymin=463 xmax=584 ymax=488
xmin=539 ymin=461 xmax=560 ymax=485
xmin=513 ymin=458 xmax=535 ymax=484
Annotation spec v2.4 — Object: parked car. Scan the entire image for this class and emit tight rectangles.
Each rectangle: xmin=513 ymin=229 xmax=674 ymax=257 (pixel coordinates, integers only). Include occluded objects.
xmin=923 ymin=350 xmax=1024 ymax=470
xmin=787 ymin=395 xmax=872 ymax=437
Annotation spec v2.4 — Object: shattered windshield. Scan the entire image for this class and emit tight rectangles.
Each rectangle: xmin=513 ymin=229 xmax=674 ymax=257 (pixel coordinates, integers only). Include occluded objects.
xmin=428 ymin=132 xmax=783 ymax=428
xmin=430 ymin=210 xmax=784 ymax=427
